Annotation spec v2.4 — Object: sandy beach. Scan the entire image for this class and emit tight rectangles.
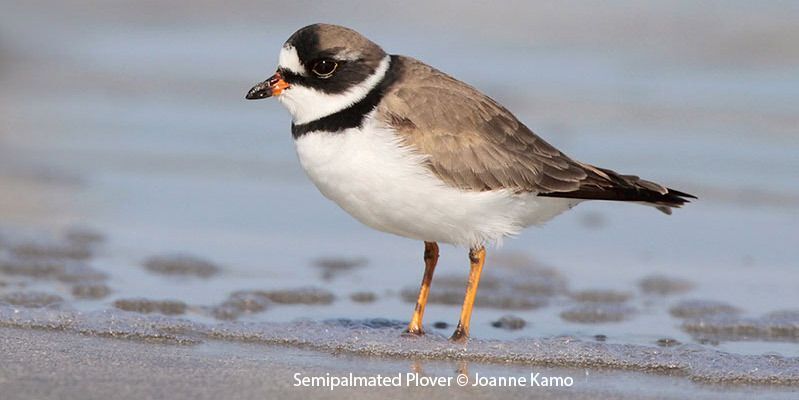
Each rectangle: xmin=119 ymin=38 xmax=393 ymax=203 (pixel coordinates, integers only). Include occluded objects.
xmin=2 ymin=325 xmax=794 ymax=400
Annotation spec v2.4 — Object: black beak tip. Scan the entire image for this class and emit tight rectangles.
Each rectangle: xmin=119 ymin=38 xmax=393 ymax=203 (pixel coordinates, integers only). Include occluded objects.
xmin=245 ymin=85 xmax=272 ymax=100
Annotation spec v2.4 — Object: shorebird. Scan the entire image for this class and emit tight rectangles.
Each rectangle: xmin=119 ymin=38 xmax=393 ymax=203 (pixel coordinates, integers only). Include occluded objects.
xmin=246 ymin=24 xmax=695 ymax=341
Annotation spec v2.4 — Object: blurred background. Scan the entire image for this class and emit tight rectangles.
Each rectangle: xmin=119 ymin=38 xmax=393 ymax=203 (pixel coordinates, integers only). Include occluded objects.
xmin=1 ymin=1 xmax=798 ymax=353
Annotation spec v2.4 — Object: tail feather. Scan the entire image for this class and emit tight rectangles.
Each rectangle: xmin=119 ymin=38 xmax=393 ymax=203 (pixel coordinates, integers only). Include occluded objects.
xmin=539 ymin=165 xmax=697 ymax=213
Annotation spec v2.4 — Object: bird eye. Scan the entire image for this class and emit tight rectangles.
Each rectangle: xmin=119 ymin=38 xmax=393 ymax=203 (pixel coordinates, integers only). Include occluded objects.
xmin=311 ymin=59 xmax=338 ymax=78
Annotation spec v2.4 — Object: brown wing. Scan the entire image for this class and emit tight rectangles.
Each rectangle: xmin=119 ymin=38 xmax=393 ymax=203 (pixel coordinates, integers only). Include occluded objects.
xmin=376 ymin=56 xmax=695 ymax=212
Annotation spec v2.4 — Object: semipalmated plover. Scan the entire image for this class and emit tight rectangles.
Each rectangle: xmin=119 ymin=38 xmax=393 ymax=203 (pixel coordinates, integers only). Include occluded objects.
xmin=246 ymin=24 xmax=695 ymax=342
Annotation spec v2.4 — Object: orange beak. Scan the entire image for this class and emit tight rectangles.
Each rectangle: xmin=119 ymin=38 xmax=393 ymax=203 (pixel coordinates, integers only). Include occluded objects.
xmin=245 ymin=71 xmax=290 ymax=99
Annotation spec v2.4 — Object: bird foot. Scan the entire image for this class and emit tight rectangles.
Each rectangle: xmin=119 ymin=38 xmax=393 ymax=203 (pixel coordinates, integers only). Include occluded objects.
xmin=403 ymin=326 xmax=425 ymax=337
xmin=449 ymin=325 xmax=469 ymax=343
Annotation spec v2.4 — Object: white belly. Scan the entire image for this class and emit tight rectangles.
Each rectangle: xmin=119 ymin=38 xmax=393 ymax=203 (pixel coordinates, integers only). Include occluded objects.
xmin=293 ymin=119 xmax=578 ymax=247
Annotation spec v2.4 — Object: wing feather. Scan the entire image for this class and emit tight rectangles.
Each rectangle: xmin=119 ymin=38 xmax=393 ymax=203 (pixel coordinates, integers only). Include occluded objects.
xmin=376 ymin=56 xmax=695 ymax=210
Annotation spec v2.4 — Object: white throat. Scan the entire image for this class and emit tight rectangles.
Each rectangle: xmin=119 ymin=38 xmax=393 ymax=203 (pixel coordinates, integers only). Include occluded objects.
xmin=277 ymin=54 xmax=391 ymax=125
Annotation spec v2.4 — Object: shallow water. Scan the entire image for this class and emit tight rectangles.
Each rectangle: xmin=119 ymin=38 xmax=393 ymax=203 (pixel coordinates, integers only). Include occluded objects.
xmin=1 ymin=0 xmax=799 ymax=394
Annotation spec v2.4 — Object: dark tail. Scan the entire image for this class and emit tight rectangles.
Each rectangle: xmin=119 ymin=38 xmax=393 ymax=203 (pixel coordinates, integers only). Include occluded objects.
xmin=539 ymin=165 xmax=697 ymax=214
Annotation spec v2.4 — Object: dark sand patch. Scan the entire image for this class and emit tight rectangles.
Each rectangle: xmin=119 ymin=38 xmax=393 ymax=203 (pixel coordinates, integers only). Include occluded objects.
xmin=207 ymin=290 xmax=271 ymax=320
xmin=432 ymin=321 xmax=449 ymax=329
xmin=114 ymin=298 xmax=188 ymax=316
xmin=638 ymin=275 xmax=694 ymax=295
xmin=257 ymin=287 xmax=335 ymax=305
xmin=143 ymin=254 xmax=220 ymax=277
xmin=491 ymin=315 xmax=526 ymax=330
xmin=682 ymin=311 xmax=799 ymax=340
xmin=669 ymin=299 xmax=741 ymax=319
xmin=0 ymin=256 xmax=67 ymax=278
xmin=350 ymin=291 xmax=377 ymax=303
xmin=656 ymin=338 xmax=682 ymax=347
xmin=0 ymin=254 xmax=107 ymax=283
xmin=570 ymin=289 xmax=632 ymax=303
xmin=72 ymin=283 xmax=111 ymax=299
xmin=0 ymin=291 xmax=63 ymax=308
xmin=8 ymin=239 xmax=92 ymax=261
xmin=560 ymin=304 xmax=636 ymax=324
xmin=207 ymin=287 xmax=335 ymax=320
xmin=313 ymin=257 xmax=367 ymax=281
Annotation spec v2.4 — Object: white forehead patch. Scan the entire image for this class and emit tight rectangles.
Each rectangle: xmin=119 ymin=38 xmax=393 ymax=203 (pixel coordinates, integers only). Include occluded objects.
xmin=278 ymin=45 xmax=306 ymax=76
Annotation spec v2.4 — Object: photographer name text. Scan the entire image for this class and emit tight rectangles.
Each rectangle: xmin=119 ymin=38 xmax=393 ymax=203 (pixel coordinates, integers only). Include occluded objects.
xmin=293 ymin=372 xmax=574 ymax=390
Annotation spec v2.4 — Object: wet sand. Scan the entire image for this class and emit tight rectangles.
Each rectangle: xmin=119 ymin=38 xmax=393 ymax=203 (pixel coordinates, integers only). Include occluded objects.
xmin=2 ymin=326 xmax=793 ymax=400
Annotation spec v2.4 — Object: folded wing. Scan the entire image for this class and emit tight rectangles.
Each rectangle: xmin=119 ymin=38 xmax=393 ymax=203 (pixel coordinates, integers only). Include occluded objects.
xmin=377 ymin=56 xmax=696 ymax=213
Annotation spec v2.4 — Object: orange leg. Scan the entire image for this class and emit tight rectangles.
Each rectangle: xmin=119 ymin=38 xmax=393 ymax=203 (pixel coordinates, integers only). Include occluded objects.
xmin=405 ymin=241 xmax=439 ymax=335
xmin=450 ymin=246 xmax=486 ymax=342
